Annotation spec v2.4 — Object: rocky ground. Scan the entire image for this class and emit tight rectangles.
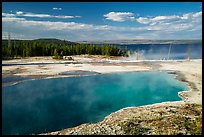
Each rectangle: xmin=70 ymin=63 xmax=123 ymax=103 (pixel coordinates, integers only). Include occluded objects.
xmin=42 ymin=102 xmax=202 ymax=135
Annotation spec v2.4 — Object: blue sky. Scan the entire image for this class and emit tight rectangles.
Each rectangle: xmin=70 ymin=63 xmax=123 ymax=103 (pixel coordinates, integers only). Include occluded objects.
xmin=2 ymin=2 xmax=202 ymax=41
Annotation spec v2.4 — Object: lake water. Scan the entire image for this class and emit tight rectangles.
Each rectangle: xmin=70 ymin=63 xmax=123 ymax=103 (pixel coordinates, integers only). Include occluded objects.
xmin=2 ymin=71 xmax=188 ymax=135
xmin=117 ymin=44 xmax=202 ymax=60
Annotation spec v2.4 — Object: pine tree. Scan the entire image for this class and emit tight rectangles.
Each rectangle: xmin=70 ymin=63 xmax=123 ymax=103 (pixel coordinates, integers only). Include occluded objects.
xmin=59 ymin=51 xmax=63 ymax=59
xmin=53 ymin=49 xmax=58 ymax=59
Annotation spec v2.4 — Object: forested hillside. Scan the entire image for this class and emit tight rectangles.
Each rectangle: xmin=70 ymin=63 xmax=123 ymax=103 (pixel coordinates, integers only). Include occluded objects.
xmin=2 ymin=39 xmax=123 ymax=59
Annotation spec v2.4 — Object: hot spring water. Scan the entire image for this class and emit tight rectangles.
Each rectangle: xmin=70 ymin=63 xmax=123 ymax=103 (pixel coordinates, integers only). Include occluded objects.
xmin=2 ymin=71 xmax=188 ymax=135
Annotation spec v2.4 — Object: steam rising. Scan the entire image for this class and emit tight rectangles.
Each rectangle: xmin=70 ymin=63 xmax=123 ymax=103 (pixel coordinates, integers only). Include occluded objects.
xmin=121 ymin=44 xmax=202 ymax=60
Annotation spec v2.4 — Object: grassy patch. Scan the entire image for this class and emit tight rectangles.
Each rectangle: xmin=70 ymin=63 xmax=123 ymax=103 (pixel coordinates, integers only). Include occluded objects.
xmin=120 ymin=104 xmax=202 ymax=135
xmin=121 ymin=119 xmax=150 ymax=135
xmin=185 ymin=104 xmax=202 ymax=135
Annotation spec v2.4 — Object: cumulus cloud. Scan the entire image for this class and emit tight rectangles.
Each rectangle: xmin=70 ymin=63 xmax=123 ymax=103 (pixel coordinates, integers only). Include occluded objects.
xmin=136 ymin=11 xmax=202 ymax=33
xmin=137 ymin=17 xmax=151 ymax=24
xmin=136 ymin=11 xmax=202 ymax=26
xmin=104 ymin=12 xmax=135 ymax=22
xmin=53 ymin=7 xmax=62 ymax=10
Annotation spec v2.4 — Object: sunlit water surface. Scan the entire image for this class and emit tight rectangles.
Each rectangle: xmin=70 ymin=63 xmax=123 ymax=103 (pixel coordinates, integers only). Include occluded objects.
xmin=2 ymin=71 xmax=188 ymax=135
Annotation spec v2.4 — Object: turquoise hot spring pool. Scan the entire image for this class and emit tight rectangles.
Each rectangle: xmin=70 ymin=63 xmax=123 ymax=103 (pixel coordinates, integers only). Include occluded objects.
xmin=2 ymin=71 xmax=188 ymax=135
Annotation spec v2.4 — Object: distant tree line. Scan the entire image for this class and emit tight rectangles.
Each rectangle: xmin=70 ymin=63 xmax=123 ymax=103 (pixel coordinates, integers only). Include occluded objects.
xmin=2 ymin=39 xmax=126 ymax=59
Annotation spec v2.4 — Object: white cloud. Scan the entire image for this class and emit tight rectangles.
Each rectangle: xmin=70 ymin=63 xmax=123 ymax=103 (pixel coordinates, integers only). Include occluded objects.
xmin=104 ymin=12 xmax=135 ymax=22
xmin=137 ymin=17 xmax=151 ymax=24
xmin=2 ymin=17 xmax=26 ymax=22
xmin=16 ymin=11 xmax=24 ymax=15
xmin=192 ymin=11 xmax=202 ymax=17
xmin=3 ymin=11 xmax=80 ymax=19
xmin=2 ymin=18 xmax=96 ymax=31
xmin=23 ymin=13 xmax=80 ymax=18
xmin=2 ymin=11 xmax=202 ymax=41
xmin=136 ymin=11 xmax=202 ymax=32
xmin=23 ymin=13 xmax=51 ymax=18
xmin=53 ymin=7 xmax=62 ymax=10
xmin=152 ymin=15 xmax=179 ymax=22
xmin=2 ymin=13 xmax=15 ymax=17
xmin=136 ymin=11 xmax=202 ymax=25
xmin=54 ymin=15 xmax=80 ymax=19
